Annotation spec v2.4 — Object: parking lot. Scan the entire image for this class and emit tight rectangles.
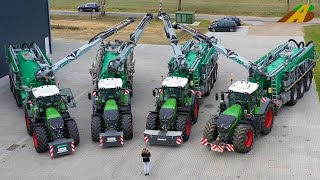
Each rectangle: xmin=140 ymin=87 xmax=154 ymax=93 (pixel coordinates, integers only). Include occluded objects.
xmin=0 ymin=25 xmax=320 ymax=179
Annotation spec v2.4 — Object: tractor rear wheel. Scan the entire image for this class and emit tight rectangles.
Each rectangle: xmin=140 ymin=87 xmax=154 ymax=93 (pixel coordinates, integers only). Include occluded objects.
xmin=121 ymin=113 xmax=133 ymax=139
xmin=146 ymin=113 xmax=158 ymax=130
xmin=33 ymin=126 xmax=49 ymax=153
xmin=66 ymin=119 xmax=80 ymax=146
xmin=297 ymin=78 xmax=305 ymax=98
xmin=304 ymin=72 xmax=312 ymax=92
xmin=286 ymin=84 xmax=298 ymax=106
xmin=25 ymin=110 xmax=33 ymax=136
xmin=203 ymin=118 xmax=218 ymax=143
xmin=176 ymin=114 xmax=191 ymax=141
xmin=91 ymin=116 xmax=102 ymax=142
xmin=233 ymin=124 xmax=254 ymax=153
xmin=191 ymin=97 xmax=199 ymax=124
xmin=261 ymin=104 xmax=274 ymax=135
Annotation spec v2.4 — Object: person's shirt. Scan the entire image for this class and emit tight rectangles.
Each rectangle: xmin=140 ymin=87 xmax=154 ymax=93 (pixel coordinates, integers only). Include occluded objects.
xmin=142 ymin=152 xmax=151 ymax=162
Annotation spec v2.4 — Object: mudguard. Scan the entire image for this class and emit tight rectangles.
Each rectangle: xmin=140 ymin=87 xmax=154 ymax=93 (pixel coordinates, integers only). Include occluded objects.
xmin=99 ymin=130 xmax=123 ymax=147
xmin=258 ymin=97 xmax=272 ymax=115
xmin=143 ymin=130 xmax=183 ymax=146
xmin=49 ymin=138 xmax=74 ymax=158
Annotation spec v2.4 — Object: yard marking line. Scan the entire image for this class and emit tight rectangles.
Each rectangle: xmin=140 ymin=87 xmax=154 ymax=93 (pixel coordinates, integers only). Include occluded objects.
xmin=0 ymin=85 xmax=92 ymax=161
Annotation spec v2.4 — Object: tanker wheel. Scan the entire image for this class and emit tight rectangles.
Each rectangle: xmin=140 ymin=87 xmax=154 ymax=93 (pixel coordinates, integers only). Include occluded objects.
xmin=33 ymin=126 xmax=49 ymax=153
xmin=233 ymin=124 xmax=254 ymax=153
xmin=121 ymin=113 xmax=133 ymax=139
xmin=297 ymin=78 xmax=305 ymax=99
xmin=261 ymin=103 xmax=274 ymax=135
xmin=91 ymin=115 xmax=102 ymax=142
xmin=286 ymin=84 xmax=298 ymax=106
xmin=25 ymin=110 xmax=34 ymax=136
xmin=203 ymin=76 xmax=211 ymax=96
xmin=146 ymin=113 xmax=158 ymax=130
xmin=304 ymin=72 xmax=312 ymax=92
xmin=176 ymin=114 xmax=191 ymax=141
xmin=202 ymin=118 xmax=218 ymax=143
xmin=14 ymin=90 xmax=23 ymax=107
xmin=9 ymin=75 xmax=13 ymax=93
xmin=191 ymin=97 xmax=199 ymax=124
xmin=66 ymin=119 xmax=80 ymax=146
xmin=213 ymin=63 xmax=218 ymax=83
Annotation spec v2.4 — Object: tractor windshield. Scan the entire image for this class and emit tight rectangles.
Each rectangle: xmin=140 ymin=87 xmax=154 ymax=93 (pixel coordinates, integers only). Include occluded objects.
xmin=163 ymin=87 xmax=181 ymax=99
xmin=99 ymin=88 xmax=120 ymax=103
xmin=37 ymin=95 xmax=61 ymax=108
xmin=228 ymin=92 xmax=250 ymax=107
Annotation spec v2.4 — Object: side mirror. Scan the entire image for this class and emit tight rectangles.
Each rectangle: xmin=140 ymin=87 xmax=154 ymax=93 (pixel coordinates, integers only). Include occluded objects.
xmin=67 ymin=96 xmax=71 ymax=103
xmin=152 ymin=89 xmax=156 ymax=97
xmin=88 ymin=93 xmax=92 ymax=100
xmin=215 ymin=93 xmax=219 ymax=101
xmin=221 ymin=93 xmax=225 ymax=101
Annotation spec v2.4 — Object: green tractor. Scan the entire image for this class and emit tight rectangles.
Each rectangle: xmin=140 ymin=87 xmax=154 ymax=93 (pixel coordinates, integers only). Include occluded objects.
xmin=143 ymin=13 xmax=219 ymax=145
xmin=88 ymin=14 xmax=153 ymax=147
xmin=201 ymin=81 xmax=274 ymax=153
xmin=6 ymin=17 xmax=134 ymax=157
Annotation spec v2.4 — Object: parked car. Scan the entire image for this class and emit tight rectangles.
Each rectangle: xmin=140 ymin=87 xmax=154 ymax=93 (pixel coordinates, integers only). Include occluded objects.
xmin=222 ymin=16 xmax=242 ymax=26
xmin=78 ymin=3 xmax=100 ymax=12
xmin=208 ymin=19 xmax=237 ymax=32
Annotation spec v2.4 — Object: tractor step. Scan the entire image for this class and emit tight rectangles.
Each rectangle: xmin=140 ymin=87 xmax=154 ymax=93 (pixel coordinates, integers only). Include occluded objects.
xmin=99 ymin=130 xmax=124 ymax=148
xmin=143 ymin=130 xmax=183 ymax=146
xmin=48 ymin=138 xmax=74 ymax=158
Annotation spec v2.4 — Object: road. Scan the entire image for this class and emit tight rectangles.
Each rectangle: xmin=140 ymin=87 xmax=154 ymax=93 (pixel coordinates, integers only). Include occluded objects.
xmin=0 ymin=30 xmax=320 ymax=179
xmin=50 ymin=10 xmax=320 ymax=24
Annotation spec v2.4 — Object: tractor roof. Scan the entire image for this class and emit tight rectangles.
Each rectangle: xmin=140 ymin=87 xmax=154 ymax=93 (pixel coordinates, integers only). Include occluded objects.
xmin=162 ymin=77 xmax=188 ymax=88
xmin=228 ymin=81 xmax=258 ymax=94
xmin=32 ymin=85 xmax=60 ymax=98
xmin=98 ymin=78 xmax=123 ymax=89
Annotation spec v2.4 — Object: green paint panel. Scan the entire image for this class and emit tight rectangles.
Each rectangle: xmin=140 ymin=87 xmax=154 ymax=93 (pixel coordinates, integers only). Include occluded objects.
xmin=46 ymin=107 xmax=61 ymax=119
xmin=104 ymin=99 xmax=118 ymax=110
xmin=222 ymin=104 xmax=242 ymax=120
xmin=100 ymin=52 xmax=119 ymax=79
xmin=162 ymin=98 xmax=177 ymax=109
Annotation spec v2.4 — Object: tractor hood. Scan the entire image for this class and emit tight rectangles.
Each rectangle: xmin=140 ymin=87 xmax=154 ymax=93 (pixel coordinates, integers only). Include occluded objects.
xmin=103 ymin=99 xmax=119 ymax=129
xmin=159 ymin=98 xmax=177 ymax=131
xmin=217 ymin=104 xmax=242 ymax=134
xmin=46 ymin=107 xmax=64 ymax=139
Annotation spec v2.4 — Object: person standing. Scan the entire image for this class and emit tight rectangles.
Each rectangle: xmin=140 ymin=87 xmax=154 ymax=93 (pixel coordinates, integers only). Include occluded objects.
xmin=141 ymin=148 xmax=151 ymax=176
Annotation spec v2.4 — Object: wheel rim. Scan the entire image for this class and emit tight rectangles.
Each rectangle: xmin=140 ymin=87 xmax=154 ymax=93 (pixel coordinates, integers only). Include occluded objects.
xmin=293 ymin=87 xmax=298 ymax=100
xmin=25 ymin=112 xmax=30 ymax=129
xmin=245 ymin=130 xmax=253 ymax=148
xmin=300 ymin=83 xmax=304 ymax=93
xmin=186 ymin=118 xmax=191 ymax=135
xmin=265 ymin=109 xmax=273 ymax=128
xmin=33 ymin=132 xmax=38 ymax=148
xmin=307 ymin=76 xmax=311 ymax=87
xmin=194 ymin=101 xmax=199 ymax=119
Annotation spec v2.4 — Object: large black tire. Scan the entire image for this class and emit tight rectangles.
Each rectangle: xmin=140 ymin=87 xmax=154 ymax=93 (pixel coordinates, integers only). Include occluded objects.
xmin=14 ymin=89 xmax=23 ymax=107
xmin=233 ymin=124 xmax=254 ymax=153
xmin=121 ymin=113 xmax=133 ymax=139
xmin=146 ymin=113 xmax=157 ymax=130
xmin=203 ymin=76 xmax=211 ymax=97
xmin=33 ymin=126 xmax=49 ymax=153
xmin=213 ymin=63 xmax=218 ymax=83
xmin=304 ymin=72 xmax=312 ymax=92
xmin=176 ymin=114 xmax=191 ymax=141
xmin=25 ymin=110 xmax=33 ymax=136
xmin=286 ymin=84 xmax=298 ymax=106
xmin=9 ymin=75 xmax=13 ymax=93
xmin=260 ymin=103 xmax=274 ymax=135
xmin=191 ymin=97 xmax=199 ymax=124
xmin=297 ymin=78 xmax=305 ymax=98
xmin=91 ymin=116 xmax=102 ymax=142
xmin=202 ymin=118 xmax=218 ymax=143
xmin=66 ymin=119 xmax=80 ymax=146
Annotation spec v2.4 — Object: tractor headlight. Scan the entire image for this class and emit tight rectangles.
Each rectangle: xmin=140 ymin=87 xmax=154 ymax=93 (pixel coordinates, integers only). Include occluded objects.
xmin=268 ymin=87 xmax=272 ymax=94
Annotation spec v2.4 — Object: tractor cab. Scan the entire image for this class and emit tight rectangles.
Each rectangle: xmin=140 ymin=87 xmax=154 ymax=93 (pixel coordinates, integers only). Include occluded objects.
xmin=97 ymin=78 xmax=124 ymax=103
xmin=157 ymin=77 xmax=189 ymax=105
xmin=219 ymin=81 xmax=259 ymax=115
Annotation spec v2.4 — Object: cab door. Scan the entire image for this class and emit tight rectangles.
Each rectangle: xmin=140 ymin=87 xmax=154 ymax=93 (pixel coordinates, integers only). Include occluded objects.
xmin=59 ymin=88 xmax=76 ymax=108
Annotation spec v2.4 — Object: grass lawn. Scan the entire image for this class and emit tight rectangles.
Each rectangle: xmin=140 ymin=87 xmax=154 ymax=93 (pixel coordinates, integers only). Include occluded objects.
xmin=50 ymin=0 xmax=320 ymax=17
xmin=304 ymin=25 xmax=320 ymax=99
xmin=51 ymin=15 xmax=210 ymax=45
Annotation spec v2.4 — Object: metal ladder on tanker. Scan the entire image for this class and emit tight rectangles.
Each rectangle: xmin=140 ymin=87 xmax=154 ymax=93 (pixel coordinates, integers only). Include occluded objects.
xmin=193 ymin=73 xmax=201 ymax=93
xmin=271 ymin=77 xmax=281 ymax=107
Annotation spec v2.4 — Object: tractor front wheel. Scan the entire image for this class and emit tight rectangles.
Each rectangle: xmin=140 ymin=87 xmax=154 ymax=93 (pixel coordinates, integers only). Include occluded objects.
xmin=91 ymin=116 xmax=102 ymax=142
xmin=66 ymin=119 xmax=80 ymax=146
xmin=203 ymin=118 xmax=218 ymax=143
xmin=176 ymin=114 xmax=191 ymax=141
xmin=261 ymin=104 xmax=274 ymax=135
xmin=33 ymin=126 xmax=49 ymax=153
xmin=121 ymin=113 xmax=133 ymax=139
xmin=233 ymin=124 xmax=254 ymax=153
xmin=146 ymin=113 xmax=158 ymax=130
xmin=25 ymin=110 xmax=33 ymax=136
